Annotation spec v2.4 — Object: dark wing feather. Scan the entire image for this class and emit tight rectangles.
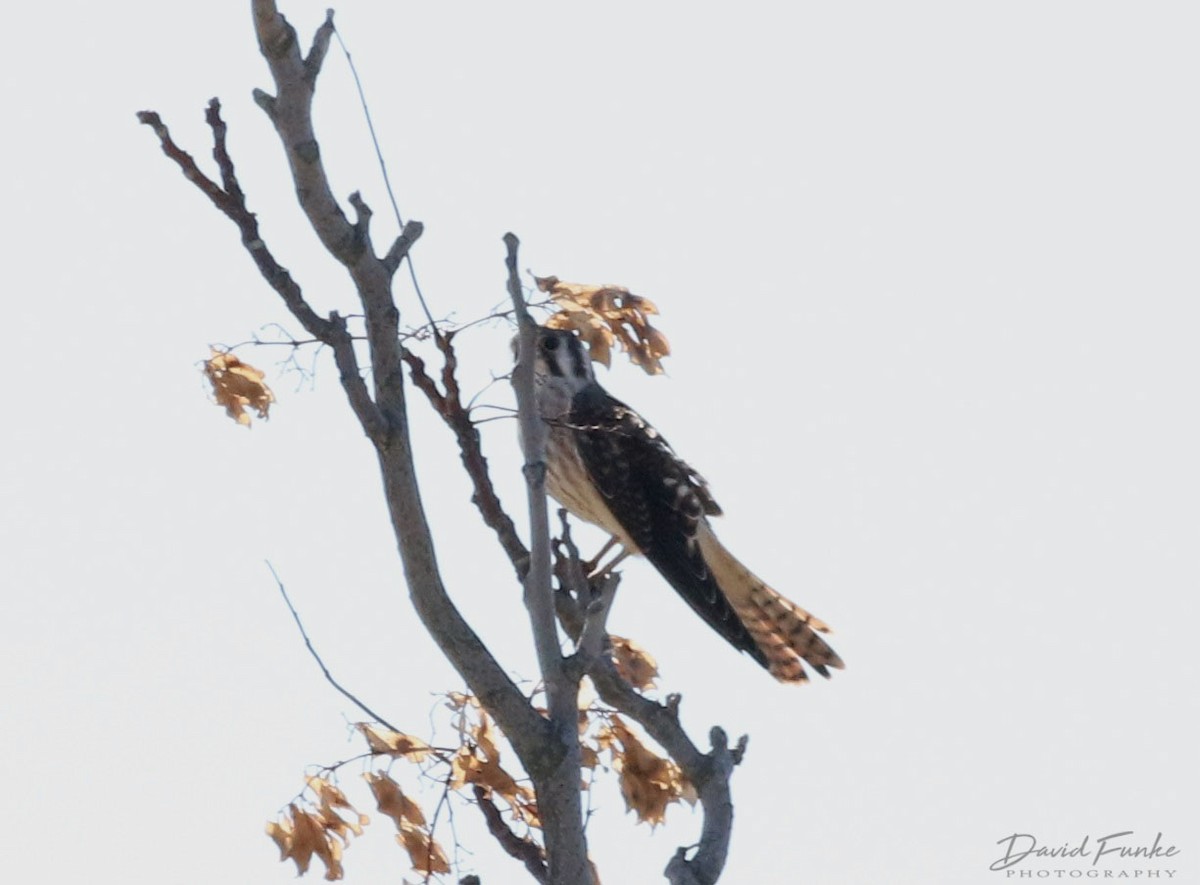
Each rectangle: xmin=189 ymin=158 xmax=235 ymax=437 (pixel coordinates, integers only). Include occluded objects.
xmin=568 ymin=386 xmax=766 ymax=667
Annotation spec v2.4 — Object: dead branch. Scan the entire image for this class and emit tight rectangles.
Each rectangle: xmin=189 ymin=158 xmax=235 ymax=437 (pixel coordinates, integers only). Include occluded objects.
xmin=399 ymin=334 xmax=530 ymax=574
xmin=136 ymin=101 xmax=387 ymax=442
xmin=142 ymin=0 xmax=552 ymax=800
xmin=473 ymin=785 xmax=549 ymax=884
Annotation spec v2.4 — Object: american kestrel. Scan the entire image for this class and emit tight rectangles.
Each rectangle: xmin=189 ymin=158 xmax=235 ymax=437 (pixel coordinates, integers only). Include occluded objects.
xmin=528 ymin=327 xmax=843 ymax=683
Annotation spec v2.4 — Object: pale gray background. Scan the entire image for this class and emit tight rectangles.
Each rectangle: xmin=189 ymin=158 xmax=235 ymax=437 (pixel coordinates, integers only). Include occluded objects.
xmin=2 ymin=2 xmax=1195 ymax=883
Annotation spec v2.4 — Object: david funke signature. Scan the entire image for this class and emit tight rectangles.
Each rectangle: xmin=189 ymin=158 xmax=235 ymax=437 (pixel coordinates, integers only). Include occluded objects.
xmin=991 ymin=832 xmax=1180 ymax=871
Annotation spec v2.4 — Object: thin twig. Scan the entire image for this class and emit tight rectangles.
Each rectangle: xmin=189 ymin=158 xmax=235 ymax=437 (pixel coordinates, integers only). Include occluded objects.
xmin=266 ymin=561 xmax=402 ymax=733
xmin=330 ymin=26 xmax=437 ymax=329
xmin=424 ymin=765 xmax=455 ymax=883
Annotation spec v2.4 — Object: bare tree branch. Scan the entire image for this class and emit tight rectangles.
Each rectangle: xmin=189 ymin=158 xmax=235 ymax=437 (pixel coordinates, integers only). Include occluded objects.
xmin=384 ymin=220 xmax=425 ymax=275
xmin=400 ymin=335 xmax=530 ymax=574
xmin=506 ymin=234 xmax=565 ymax=701
xmin=302 ymin=8 xmax=335 ymax=84
xmin=326 ymin=310 xmax=388 ymax=443
xmin=505 ymin=232 xmax=591 ymax=883
xmin=252 ymin=2 xmax=357 ymax=264
xmin=235 ymin=1 xmax=557 ymax=774
xmin=136 ymin=101 xmax=386 ymax=441
xmin=473 ymin=785 xmax=549 ymax=884
xmin=136 ymin=105 xmax=328 ymax=340
xmin=158 ymin=1 xmax=555 ymax=800
xmin=589 ymin=660 xmax=739 ymax=885
xmin=575 ymin=573 xmax=619 ymax=670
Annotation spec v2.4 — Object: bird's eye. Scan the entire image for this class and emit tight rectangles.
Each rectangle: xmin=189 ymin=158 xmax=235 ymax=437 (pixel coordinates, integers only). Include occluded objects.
xmin=542 ymin=336 xmax=560 ymax=352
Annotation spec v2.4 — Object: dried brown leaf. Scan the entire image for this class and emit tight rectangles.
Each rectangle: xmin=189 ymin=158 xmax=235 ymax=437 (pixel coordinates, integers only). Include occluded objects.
xmin=396 ymin=821 xmax=451 ymax=875
xmin=449 ymin=746 xmax=473 ymax=792
xmin=203 ymin=348 xmax=274 ymax=426
xmin=463 ymin=712 xmax=536 ymax=808
xmin=307 ymin=777 xmax=368 ymax=847
xmin=610 ymin=636 xmax=659 ymax=690
xmin=593 ymin=721 xmax=618 ymax=754
xmin=608 ymin=717 xmax=689 ymax=827
xmin=357 ymin=724 xmax=434 ymax=762
xmin=466 ymin=750 xmax=525 ymax=805
xmin=267 ymin=803 xmax=347 ymax=881
xmin=308 ymin=777 xmax=353 ymax=813
xmin=474 ymin=711 xmax=500 ymax=763
xmin=535 ymin=276 xmax=669 ymax=374
xmin=364 ymin=772 xmax=427 ymax=830
xmin=289 ymin=807 xmax=327 ymax=876
xmin=643 ymin=323 xmax=671 ymax=358
xmin=514 ymin=797 xmax=542 ymax=829
xmin=265 ymin=818 xmax=292 ymax=861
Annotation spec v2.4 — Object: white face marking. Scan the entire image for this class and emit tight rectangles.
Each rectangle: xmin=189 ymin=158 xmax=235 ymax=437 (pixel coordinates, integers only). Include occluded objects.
xmin=532 ymin=330 xmax=596 ymax=417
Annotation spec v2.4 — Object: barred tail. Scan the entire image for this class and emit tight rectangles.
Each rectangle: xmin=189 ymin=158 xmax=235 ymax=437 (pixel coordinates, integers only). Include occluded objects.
xmin=696 ymin=526 xmax=844 ymax=683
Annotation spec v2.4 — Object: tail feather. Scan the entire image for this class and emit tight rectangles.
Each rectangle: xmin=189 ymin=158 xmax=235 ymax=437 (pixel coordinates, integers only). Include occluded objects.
xmin=697 ymin=526 xmax=844 ymax=684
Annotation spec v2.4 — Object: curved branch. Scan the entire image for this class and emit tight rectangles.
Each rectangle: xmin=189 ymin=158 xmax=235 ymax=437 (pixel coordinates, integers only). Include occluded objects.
xmin=473 ymin=785 xmax=549 ymax=884
xmin=243 ymin=1 xmax=554 ymax=764
xmin=136 ymin=101 xmax=385 ymax=440
xmin=588 ymin=659 xmax=739 ymax=885
xmin=400 ymin=337 xmax=530 ymax=574
xmin=268 ymin=562 xmax=403 ymax=733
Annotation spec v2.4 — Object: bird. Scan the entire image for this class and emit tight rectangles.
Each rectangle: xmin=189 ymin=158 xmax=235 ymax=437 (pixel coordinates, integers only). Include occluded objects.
xmin=528 ymin=325 xmax=843 ymax=683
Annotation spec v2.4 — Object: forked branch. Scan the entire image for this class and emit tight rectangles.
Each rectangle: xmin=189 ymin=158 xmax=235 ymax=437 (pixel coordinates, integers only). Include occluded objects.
xmin=140 ymin=0 xmax=548 ymax=780
xmin=555 ymin=539 xmax=741 ymax=885
xmin=142 ymin=3 xmax=740 ymax=882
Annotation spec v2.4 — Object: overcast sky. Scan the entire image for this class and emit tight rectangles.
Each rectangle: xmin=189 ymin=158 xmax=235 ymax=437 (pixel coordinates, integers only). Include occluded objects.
xmin=2 ymin=2 xmax=1196 ymax=883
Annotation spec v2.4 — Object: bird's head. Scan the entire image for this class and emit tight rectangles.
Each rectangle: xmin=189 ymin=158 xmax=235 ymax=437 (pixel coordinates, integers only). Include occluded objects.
xmin=513 ymin=327 xmax=597 ymax=387
xmin=513 ymin=326 xmax=598 ymax=419
xmin=533 ymin=327 xmax=596 ymax=389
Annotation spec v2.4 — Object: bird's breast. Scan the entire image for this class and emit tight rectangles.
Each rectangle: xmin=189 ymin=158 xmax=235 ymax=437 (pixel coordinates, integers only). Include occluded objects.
xmin=544 ymin=425 xmax=640 ymax=553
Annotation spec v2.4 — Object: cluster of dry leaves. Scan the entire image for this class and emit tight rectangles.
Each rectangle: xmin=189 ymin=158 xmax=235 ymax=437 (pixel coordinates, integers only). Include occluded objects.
xmin=203 ymin=349 xmax=274 ymax=426
xmin=267 ymin=725 xmax=450 ymax=882
xmin=266 ymin=778 xmax=368 ymax=881
xmin=537 ymin=276 xmax=671 ymax=375
xmin=202 ymin=276 xmax=669 ymax=430
xmin=267 ymin=639 xmax=692 ymax=881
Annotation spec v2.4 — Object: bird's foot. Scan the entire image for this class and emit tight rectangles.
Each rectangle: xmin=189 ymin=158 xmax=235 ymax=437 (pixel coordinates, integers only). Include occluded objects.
xmin=586 ymin=539 xmax=630 ymax=578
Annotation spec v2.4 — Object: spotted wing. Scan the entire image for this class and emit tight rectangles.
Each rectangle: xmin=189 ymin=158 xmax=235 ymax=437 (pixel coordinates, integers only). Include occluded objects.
xmin=567 ymin=386 xmax=767 ymax=667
